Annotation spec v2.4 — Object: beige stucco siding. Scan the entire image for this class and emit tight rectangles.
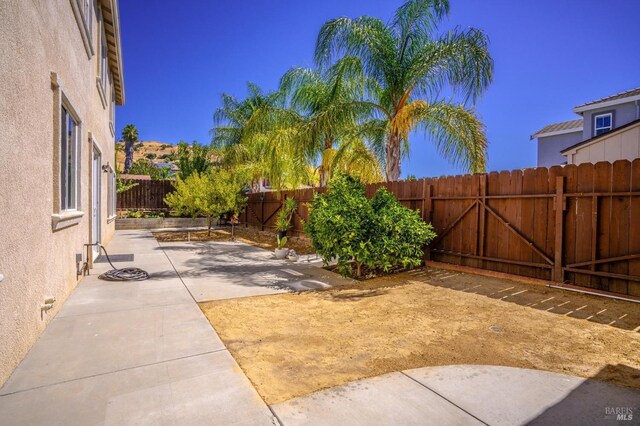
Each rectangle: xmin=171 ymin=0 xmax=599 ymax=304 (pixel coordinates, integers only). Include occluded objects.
xmin=0 ymin=0 xmax=120 ymax=385
xmin=565 ymin=123 xmax=640 ymax=165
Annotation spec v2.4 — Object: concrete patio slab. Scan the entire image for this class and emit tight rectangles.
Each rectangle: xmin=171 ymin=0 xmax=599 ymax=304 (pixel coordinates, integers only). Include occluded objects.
xmin=405 ymin=365 xmax=640 ymax=425
xmin=271 ymin=371 xmax=483 ymax=425
xmin=0 ymin=230 xmax=278 ymax=424
xmin=58 ymin=276 xmax=191 ymax=318
xmin=160 ymin=240 xmax=353 ymax=302
xmin=0 ymin=351 xmax=276 ymax=426
xmin=0 ymin=302 xmax=224 ymax=394
xmin=272 ymin=365 xmax=640 ymax=425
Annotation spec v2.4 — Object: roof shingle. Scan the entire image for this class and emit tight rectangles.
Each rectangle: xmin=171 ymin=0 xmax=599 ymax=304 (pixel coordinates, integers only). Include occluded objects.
xmin=574 ymin=87 xmax=640 ymax=110
xmin=531 ymin=118 xmax=583 ymax=139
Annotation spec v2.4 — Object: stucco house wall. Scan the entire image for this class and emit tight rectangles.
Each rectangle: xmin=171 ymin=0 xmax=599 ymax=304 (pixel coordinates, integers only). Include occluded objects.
xmin=536 ymin=131 xmax=583 ymax=167
xmin=564 ymin=122 xmax=640 ymax=165
xmin=0 ymin=0 xmax=124 ymax=386
xmin=582 ymin=102 xmax=638 ymax=140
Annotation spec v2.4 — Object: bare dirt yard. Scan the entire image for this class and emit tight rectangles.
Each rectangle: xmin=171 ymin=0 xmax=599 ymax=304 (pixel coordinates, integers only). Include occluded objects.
xmin=153 ymin=227 xmax=314 ymax=254
xmin=200 ymin=267 xmax=640 ymax=404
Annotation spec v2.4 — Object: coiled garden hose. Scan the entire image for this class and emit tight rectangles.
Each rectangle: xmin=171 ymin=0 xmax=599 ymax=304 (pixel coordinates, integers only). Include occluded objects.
xmin=86 ymin=243 xmax=149 ymax=281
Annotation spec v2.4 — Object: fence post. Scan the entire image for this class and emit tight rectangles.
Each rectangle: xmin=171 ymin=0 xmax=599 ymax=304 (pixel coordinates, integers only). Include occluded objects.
xmin=423 ymin=183 xmax=432 ymax=262
xmin=553 ymin=176 xmax=565 ymax=282
xmin=477 ymin=174 xmax=487 ymax=259
xmin=260 ymin=196 xmax=265 ymax=231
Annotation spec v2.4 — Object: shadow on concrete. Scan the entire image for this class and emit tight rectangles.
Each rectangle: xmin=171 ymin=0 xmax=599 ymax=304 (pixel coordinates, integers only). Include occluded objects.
xmin=526 ymin=364 xmax=640 ymax=425
xmin=405 ymin=268 xmax=640 ymax=332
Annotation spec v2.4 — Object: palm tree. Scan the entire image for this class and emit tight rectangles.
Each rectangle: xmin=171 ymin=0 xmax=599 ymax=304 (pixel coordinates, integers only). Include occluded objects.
xmin=121 ymin=124 xmax=139 ymax=173
xmin=212 ymin=83 xmax=313 ymax=191
xmin=280 ymin=57 xmax=380 ymax=185
xmin=315 ymin=0 xmax=493 ymax=181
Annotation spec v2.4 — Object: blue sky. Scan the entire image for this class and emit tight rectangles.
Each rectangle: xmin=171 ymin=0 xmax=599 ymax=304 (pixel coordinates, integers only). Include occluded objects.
xmin=116 ymin=0 xmax=639 ymax=179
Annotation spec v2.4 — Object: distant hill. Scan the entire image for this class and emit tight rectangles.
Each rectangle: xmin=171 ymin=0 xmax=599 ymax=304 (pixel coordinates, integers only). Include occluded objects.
xmin=115 ymin=141 xmax=177 ymax=172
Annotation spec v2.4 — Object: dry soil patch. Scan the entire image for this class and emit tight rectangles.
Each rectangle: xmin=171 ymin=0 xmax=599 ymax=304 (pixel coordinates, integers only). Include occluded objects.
xmin=200 ymin=271 xmax=640 ymax=404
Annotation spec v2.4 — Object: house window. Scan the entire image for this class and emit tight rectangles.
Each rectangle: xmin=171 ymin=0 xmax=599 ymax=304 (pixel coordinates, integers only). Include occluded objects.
xmin=79 ymin=0 xmax=93 ymax=40
xmin=60 ymin=106 xmax=80 ymax=210
xmin=110 ymin=74 xmax=115 ymax=124
xmin=107 ymin=167 xmax=116 ymax=217
xmin=100 ymin=25 xmax=108 ymax=93
xmin=594 ymin=113 xmax=613 ymax=136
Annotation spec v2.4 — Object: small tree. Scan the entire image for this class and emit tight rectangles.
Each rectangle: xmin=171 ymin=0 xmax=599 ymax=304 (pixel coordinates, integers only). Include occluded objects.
xmin=164 ymin=168 xmax=247 ymax=235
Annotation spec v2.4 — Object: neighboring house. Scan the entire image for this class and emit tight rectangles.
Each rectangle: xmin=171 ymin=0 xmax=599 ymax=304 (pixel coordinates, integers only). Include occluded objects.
xmin=531 ymin=87 xmax=640 ymax=166
xmin=0 ymin=0 xmax=125 ymax=386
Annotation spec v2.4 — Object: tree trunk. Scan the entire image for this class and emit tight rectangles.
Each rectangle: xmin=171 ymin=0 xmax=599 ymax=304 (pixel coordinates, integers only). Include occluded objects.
xmin=124 ymin=140 xmax=134 ymax=173
xmin=318 ymin=137 xmax=333 ymax=187
xmin=385 ymin=132 xmax=401 ymax=181
xmin=207 ymin=215 xmax=212 ymax=236
xmin=355 ymin=260 xmax=362 ymax=278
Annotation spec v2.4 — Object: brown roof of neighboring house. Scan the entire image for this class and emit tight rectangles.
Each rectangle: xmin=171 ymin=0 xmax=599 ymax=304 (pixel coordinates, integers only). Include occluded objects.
xmin=119 ymin=174 xmax=151 ymax=180
xmin=530 ymin=118 xmax=583 ymax=139
xmin=573 ymin=87 xmax=640 ymax=112
xmin=560 ymin=118 xmax=640 ymax=154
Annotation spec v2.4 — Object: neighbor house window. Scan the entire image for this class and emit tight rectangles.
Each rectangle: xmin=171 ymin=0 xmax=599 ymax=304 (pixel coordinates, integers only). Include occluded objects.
xmin=60 ymin=106 xmax=80 ymax=210
xmin=107 ymin=167 xmax=116 ymax=217
xmin=594 ymin=113 xmax=613 ymax=136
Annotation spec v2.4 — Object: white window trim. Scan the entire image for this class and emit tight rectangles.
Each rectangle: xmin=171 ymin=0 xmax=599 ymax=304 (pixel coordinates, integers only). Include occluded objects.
xmin=594 ymin=112 xmax=613 ymax=136
xmin=60 ymin=97 xmax=82 ymax=212
xmin=51 ymin=73 xmax=85 ymax=231
xmin=69 ymin=0 xmax=95 ymax=59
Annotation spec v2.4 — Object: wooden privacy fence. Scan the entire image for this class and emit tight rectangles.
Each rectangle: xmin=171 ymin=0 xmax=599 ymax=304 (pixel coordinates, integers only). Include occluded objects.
xmin=240 ymin=159 xmax=640 ymax=296
xmin=117 ymin=180 xmax=174 ymax=211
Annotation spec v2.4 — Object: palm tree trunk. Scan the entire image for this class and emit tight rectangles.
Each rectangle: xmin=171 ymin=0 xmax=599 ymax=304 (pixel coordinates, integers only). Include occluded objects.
xmin=124 ymin=140 xmax=134 ymax=173
xmin=318 ymin=137 xmax=333 ymax=187
xmin=385 ymin=132 xmax=401 ymax=181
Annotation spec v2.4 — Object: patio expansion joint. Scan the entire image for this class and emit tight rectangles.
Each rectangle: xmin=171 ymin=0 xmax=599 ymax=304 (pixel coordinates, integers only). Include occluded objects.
xmin=0 ymin=348 xmax=228 ymax=398
xmin=157 ymin=238 xmax=200 ymax=305
xmin=54 ymin=301 xmax=193 ymax=319
xmin=399 ymin=371 xmax=490 ymax=425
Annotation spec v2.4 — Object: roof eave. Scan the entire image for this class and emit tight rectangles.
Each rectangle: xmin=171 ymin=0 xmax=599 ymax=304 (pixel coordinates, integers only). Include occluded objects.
xmin=560 ymin=118 xmax=640 ymax=154
xmin=530 ymin=127 xmax=583 ymax=140
xmin=100 ymin=0 xmax=125 ymax=105
xmin=573 ymin=94 xmax=640 ymax=114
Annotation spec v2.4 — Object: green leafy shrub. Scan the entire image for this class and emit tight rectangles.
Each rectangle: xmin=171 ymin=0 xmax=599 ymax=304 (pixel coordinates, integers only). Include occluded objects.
xmin=369 ymin=188 xmax=436 ymax=272
xmin=146 ymin=153 xmax=157 ymax=160
xmin=304 ymin=173 xmax=436 ymax=277
xmin=304 ymin=174 xmax=376 ymax=277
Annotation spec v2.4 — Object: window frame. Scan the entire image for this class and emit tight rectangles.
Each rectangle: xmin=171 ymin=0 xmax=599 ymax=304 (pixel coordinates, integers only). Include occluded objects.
xmin=70 ymin=0 xmax=95 ymax=58
xmin=593 ymin=112 xmax=613 ymax=136
xmin=60 ymin=102 xmax=82 ymax=212
xmin=94 ymin=5 xmax=109 ymax=109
